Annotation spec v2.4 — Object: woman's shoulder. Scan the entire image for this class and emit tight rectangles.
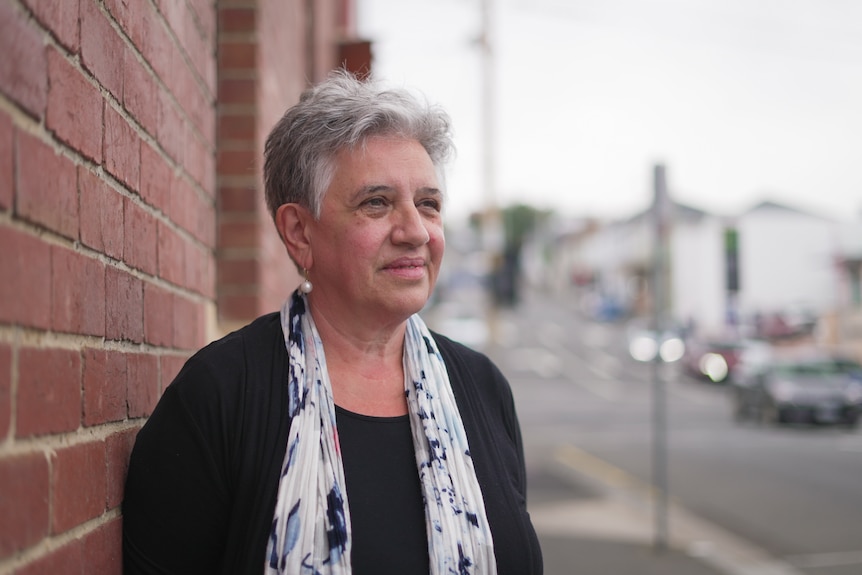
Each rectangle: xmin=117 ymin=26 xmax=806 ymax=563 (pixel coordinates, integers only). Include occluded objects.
xmin=431 ymin=330 xmax=495 ymax=368
xmin=196 ymin=312 xmax=282 ymax=361
xmin=430 ymin=330 xmax=511 ymax=399
xmin=169 ymin=312 xmax=284 ymax=401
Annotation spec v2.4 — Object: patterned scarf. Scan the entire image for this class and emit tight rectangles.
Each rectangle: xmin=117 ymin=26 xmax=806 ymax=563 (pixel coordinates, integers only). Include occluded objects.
xmin=265 ymin=291 xmax=497 ymax=574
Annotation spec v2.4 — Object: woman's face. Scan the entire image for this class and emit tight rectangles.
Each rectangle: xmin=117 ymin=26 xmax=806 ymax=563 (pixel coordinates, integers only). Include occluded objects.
xmin=307 ymin=136 xmax=445 ymax=326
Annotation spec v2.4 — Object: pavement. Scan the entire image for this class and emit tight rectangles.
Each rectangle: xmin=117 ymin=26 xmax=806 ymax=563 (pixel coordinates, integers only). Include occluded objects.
xmin=523 ymin=432 xmax=808 ymax=575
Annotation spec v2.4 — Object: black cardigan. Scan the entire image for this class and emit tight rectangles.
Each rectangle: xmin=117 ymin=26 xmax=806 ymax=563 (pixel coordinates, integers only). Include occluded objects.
xmin=123 ymin=312 xmax=542 ymax=574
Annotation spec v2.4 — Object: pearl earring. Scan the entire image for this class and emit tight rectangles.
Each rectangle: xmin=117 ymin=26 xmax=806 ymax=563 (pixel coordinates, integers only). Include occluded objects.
xmin=300 ymin=269 xmax=313 ymax=294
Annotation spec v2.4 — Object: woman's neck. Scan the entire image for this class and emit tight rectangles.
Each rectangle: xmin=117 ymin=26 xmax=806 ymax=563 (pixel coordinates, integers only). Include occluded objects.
xmin=309 ymin=303 xmax=409 ymax=417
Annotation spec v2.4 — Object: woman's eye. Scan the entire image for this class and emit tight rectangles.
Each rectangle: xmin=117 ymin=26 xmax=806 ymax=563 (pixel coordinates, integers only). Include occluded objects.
xmin=364 ymin=197 xmax=388 ymax=208
xmin=418 ymin=198 xmax=441 ymax=212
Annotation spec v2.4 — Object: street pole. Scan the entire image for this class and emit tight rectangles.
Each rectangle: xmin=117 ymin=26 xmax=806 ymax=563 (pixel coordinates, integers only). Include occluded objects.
xmin=651 ymin=163 xmax=670 ymax=552
xmin=480 ymin=0 xmax=502 ymax=343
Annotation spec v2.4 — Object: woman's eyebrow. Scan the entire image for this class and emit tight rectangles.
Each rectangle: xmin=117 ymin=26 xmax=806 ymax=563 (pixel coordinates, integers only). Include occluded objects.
xmin=350 ymin=184 xmax=395 ymax=201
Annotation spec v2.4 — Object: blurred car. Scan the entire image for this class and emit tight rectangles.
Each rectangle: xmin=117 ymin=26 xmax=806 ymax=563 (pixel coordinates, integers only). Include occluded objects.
xmin=682 ymin=336 xmax=749 ymax=383
xmin=626 ymin=320 xmax=685 ymax=363
xmin=731 ymin=355 xmax=862 ymax=427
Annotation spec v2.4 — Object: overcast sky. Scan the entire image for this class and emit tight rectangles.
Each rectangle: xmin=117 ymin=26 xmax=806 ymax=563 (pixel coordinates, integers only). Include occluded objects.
xmin=356 ymin=0 xmax=862 ymax=224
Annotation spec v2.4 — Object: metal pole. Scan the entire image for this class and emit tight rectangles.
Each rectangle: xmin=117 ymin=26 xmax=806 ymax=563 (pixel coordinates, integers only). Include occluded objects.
xmin=652 ymin=164 xmax=670 ymax=552
xmin=481 ymin=0 xmax=502 ymax=343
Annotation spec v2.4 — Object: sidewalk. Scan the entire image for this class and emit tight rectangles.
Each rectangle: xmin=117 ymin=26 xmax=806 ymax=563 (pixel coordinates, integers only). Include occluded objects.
xmin=525 ymin=444 xmax=806 ymax=575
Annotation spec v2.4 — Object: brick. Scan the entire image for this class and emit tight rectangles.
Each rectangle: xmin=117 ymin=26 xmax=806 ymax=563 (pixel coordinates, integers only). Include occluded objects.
xmin=22 ymin=0 xmax=81 ymax=53
xmin=199 ymin=252 xmax=216 ymax=300
xmin=140 ymin=7 xmax=172 ymax=88
xmin=169 ymin=176 xmax=195 ymax=235
xmin=0 ymin=453 xmax=50 ymax=558
xmin=217 ymin=148 xmax=255 ymax=177
xmin=14 ymin=539 xmax=83 ymax=575
xmin=218 ymin=186 xmax=259 ymax=214
xmin=0 ymin=112 xmax=12 ymax=210
xmin=218 ymin=257 xmax=257 ymax=287
xmin=183 ymin=240 xmax=208 ymax=296
xmin=16 ymin=131 xmax=79 ymax=239
xmin=51 ymin=245 xmax=106 ymax=336
xmin=218 ymin=218 xmax=258 ymax=250
xmin=191 ymin=0 xmax=216 ymax=42
xmin=104 ymin=105 xmax=141 ymax=191
xmin=52 ymin=441 xmax=107 ymax=534
xmin=200 ymin=148 xmax=217 ymax=200
xmin=218 ymin=113 xmax=255 ymax=140
xmin=219 ymin=8 xmax=256 ymax=33
xmin=123 ymin=48 xmax=158 ymax=137
xmin=0 ymin=345 xmax=9 ymax=441
xmin=182 ymin=7 xmax=215 ymax=96
xmin=105 ymin=267 xmax=144 ymax=343
xmin=161 ymin=42 xmax=186 ymax=102
xmin=80 ymin=0 xmax=123 ymax=100
xmin=143 ymin=281 xmax=173 ymax=346
xmin=79 ymin=167 xmax=124 ymax=260
xmin=123 ymin=198 xmax=157 ymax=275
xmin=47 ymin=47 xmax=103 ymax=163
xmin=104 ymin=0 xmax=145 ymax=48
xmin=157 ymin=221 xmax=185 ymax=286
xmin=140 ymin=143 xmax=171 ymax=213
xmin=82 ymin=516 xmax=122 ymax=575
xmin=82 ymin=349 xmax=127 ymax=427
xmin=217 ymin=77 xmax=256 ymax=105
xmin=183 ymin=74 xmax=214 ymax=147
xmin=219 ymin=41 xmax=256 ymax=70
xmin=219 ymin=292 xmax=257 ymax=323
xmin=0 ymin=1 xmax=48 ymax=119
xmin=197 ymin=198 xmax=216 ymax=249
xmin=0 ymin=226 xmax=52 ymax=329
xmin=186 ymin=132 xmax=214 ymax=192
xmin=173 ymin=294 xmax=204 ymax=350
xmin=127 ymin=353 xmax=159 ymax=418
xmin=106 ymin=428 xmax=139 ymax=509
xmin=157 ymin=89 xmax=184 ymax=165
xmin=17 ymin=347 xmax=81 ymax=437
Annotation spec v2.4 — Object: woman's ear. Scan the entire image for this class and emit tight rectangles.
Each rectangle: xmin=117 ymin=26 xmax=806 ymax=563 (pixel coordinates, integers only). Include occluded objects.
xmin=275 ymin=203 xmax=313 ymax=270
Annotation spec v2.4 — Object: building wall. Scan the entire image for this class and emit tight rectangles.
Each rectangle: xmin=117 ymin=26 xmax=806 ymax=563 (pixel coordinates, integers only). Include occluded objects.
xmin=0 ymin=0 xmax=363 ymax=572
xmin=0 ymin=1 xmax=217 ymax=572
xmin=216 ymin=0 xmax=356 ymax=332
xmin=737 ymin=207 xmax=837 ymax=317
xmin=670 ymin=216 xmax=729 ymax=334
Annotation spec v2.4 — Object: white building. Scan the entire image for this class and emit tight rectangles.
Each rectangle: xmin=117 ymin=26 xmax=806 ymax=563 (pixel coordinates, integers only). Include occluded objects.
xmin=553 ymin=199 xmax=862 ymax=358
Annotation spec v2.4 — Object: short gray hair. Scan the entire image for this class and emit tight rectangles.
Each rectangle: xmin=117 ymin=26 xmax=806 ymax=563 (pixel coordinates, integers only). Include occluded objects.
xmin=263 ymin=69 xmax=455 ymax=221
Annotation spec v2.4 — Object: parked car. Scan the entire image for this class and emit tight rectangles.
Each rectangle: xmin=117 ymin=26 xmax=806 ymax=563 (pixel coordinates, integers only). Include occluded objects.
xmin=681 ymin=336 xmax=749 ymax=383
xmin=731 ymin=355 xmax=862 ymax=427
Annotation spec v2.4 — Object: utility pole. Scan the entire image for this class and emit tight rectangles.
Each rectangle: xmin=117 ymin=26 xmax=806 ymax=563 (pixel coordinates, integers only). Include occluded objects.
xmin=480 ymin=0 xmax=503 ymax=342
xmin=651 ymin=163 xmax=671 ymax=552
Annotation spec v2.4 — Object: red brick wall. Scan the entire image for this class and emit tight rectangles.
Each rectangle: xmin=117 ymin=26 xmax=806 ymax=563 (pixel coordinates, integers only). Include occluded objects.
xmin=217 ymin=0 xmax=306 ymax=328
xmin=0 ymin=0 xmax=216 ymax=572
xmin=1 ymin=0 xmax=364 ymax=570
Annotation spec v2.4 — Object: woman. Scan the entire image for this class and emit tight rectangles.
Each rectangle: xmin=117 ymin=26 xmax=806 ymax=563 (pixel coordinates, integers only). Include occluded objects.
xmin=123 ymin=70 xmax=542 ymax=575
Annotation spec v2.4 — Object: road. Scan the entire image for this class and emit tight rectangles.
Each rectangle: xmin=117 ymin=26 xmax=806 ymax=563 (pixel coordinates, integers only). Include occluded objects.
xmin=427 ymin=287 xmax=862 ymax=575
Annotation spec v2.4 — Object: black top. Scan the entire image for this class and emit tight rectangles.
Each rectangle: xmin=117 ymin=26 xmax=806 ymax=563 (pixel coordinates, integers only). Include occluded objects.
xmin=123 ymin=312 xmax=542 ymax=574
xmin=336 ymin=407 xmax=429 ymax=574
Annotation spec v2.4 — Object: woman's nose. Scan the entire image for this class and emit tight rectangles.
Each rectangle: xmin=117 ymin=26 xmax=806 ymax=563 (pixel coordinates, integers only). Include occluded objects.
xmin=392 ymin=203 xmax=430 ymax=246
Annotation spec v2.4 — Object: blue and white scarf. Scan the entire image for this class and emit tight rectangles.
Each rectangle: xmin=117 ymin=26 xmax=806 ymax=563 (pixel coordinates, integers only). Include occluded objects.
xmin=265 ymin=291 xmax=497 ymax=574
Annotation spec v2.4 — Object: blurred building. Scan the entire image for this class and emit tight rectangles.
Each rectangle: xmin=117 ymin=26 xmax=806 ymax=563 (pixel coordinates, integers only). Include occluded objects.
xmin=0 ymin=1 xmax=368 ymax=571
xmin=552 ymin=199 xmax=862 ymax=360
